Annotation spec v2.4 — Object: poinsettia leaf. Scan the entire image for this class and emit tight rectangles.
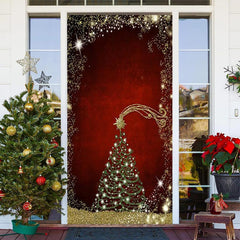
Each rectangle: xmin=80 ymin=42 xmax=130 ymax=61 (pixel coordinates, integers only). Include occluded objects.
xmin=235 ymin=143 xmax=240 ymax=149
xmin=223 ymin=163 xmax=232 ymax=173
xmin=203 ymin=154 xmax=212 ymax=165
xmin=208 ymin=144 xmax=216 ymax=153
xmin=230 ymin=150 xmax=238 ymax=159
xmin=215 ymin=152 xmax=229 ymax=164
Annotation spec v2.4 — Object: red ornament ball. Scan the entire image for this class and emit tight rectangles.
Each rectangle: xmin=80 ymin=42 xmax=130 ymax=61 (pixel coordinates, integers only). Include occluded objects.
xmin=23 ymin=201 xmax=32 ymax=211
xmin=0 ymin=189 xmax=5 ymax=198
xmin=51 ymin=138 xmax=59 ymax=148
xmin=36 ymin=176 xmax=46 ymax=185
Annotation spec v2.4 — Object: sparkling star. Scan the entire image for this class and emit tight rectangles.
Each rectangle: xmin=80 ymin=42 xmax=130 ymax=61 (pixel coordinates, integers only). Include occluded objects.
xmin=75 ymin=39 xmax=84 ymax=52
xmin=156 ymin=177 xmax=163 ymax=187
xmin=16 ymin=52 xmax=40 ymax=75
xmin=34 ymin=71 xmax=52 ymax=90
xmin=114 ymin=117 xmax=126 ymax=130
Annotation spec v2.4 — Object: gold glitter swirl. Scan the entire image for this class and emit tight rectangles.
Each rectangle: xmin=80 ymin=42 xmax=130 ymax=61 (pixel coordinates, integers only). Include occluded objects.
xmin=116 ymin=104 xmax=167 ymax=132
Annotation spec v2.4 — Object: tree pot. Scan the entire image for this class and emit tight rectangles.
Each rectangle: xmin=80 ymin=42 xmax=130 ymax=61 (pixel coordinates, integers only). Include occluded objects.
xmin=12 ymin=220 xmax=39 ymax=235
xmin=214 ymin=173 xmax=240 ymax=200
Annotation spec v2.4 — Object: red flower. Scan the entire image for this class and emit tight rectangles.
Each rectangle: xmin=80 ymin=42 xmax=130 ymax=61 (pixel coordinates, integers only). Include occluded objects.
xmin=202 ymin=133 xmax=240 ymax=174
xmin=233 ymin=138 xmax=240 ymax=145
xmin=224 ymin=141 xmax=235 ymax=154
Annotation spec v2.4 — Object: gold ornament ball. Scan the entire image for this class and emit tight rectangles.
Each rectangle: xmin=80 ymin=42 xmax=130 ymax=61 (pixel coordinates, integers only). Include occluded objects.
xmin=43 ymin=124 xmax=52 ymax=133
xmin=52 ymin=181 xmax=61 ymax=191
xmin=23 ymin=148 xmax=31 ymax=156
xmin=46 ymin=156 xmax=55 ymax=166
xmin=24 ymin=102 xmax=34 ymax=112
xmin=47 ymin=107 xmax=55 ymax=115
xmin=6 ymin=126 xmax=16 ymax=136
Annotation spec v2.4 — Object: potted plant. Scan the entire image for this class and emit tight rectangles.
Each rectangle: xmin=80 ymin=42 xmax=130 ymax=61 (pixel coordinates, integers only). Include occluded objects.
xmin=0 ymin=79 xmax=66 ymax=235
xmin=202 ymin=133 xmax=240 ymax=199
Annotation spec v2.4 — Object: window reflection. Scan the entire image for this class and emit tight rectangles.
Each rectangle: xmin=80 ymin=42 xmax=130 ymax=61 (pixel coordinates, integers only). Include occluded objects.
xmin=179 ymin=152 xmax=209 ymax=186
xmin=179 ymin=119 xmax=208 ymax=151
xmin=179 ymin=85 xmax=209 ymax=117
xmin=179 ymin=18 xmax=209 ymax=49
xmin=172 ymin=0 xmax=209 ymax=5
xmin=29 ymin=0 xmax=56 ymax=5
xmin=59 ymin=0 xmax=84 ymax=4
xmin=87 ymin=0 xmax=112 ymax=4
xmin=180 ymin=187 xmax=208 ymax=220
xmin=30 ymin=18 xmax=60 ymax=50
xmin=143 ymin=0 xmax=168 ymax=5
xmin=179 ymin=51 xmax=209 ymax=84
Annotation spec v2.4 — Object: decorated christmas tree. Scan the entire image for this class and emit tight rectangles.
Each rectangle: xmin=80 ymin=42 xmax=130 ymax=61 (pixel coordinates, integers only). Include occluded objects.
xmin=92 ymin=129 xmax=146 ymax=212
xmin=0 ymin=79 xmax=66 ymax=224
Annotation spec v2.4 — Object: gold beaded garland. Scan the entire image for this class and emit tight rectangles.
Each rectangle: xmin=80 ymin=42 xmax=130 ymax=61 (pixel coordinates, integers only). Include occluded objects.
xmin=24 ymin=102 xmax=34 ymax=112
xmin=43 ymin=124 xmax=52 ymax=133
xmin=6 ymin=126 xmax=16 ymax=136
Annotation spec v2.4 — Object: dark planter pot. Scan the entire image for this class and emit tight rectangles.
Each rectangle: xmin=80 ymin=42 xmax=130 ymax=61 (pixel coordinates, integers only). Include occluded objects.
xmin=12 ymin=220 xmax=39 ymax=235
xmin=214 ymin=173 xmax=240 ymax=200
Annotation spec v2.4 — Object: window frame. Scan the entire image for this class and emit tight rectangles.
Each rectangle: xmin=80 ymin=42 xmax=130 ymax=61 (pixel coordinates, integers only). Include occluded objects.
xmin=27 ymin=5 xmax=214 ymax=225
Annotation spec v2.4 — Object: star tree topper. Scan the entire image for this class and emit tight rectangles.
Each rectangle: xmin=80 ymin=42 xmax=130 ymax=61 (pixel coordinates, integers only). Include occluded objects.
xmin=34 ymin=71 xmax=52 ymax=90
xmin=16 ymin=52 xmax=40 ymax=75
xmin=114 ymin=116 xmax=126 ymax=130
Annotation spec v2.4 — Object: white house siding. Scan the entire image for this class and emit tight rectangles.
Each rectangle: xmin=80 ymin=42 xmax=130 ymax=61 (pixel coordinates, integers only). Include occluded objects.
xmin=0 ymin=0 xmax=11 ymax=120
xmin=229 ymin=0 xmax=240 ymax=138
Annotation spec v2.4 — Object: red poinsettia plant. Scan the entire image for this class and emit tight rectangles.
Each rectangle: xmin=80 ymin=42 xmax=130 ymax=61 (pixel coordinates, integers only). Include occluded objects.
xmin=202 ymin=133 xmax=240 ymax=174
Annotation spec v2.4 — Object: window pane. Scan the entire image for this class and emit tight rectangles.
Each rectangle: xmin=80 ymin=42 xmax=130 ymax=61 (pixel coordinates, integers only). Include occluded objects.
xmin=143 ymin=0 xmax=168 ymax=5
xmin=179 ymin=153 xmax=209 ymax=186
xmin=179 ymin=19 xmax=208 ymax=49
xmin=59 ymin=0 xmax=84 ymax=4
xmin=179 ymin=51 xmax=209 ymax=83
xmin=115 ymin=0 xmax=140 ymax=5
xmin=87 ymin=0 xmax=112 ymax=4
xmin=180 ymin=187 xmax=208 ymax=220
xmin=29 ymin=0 xmax=56 ymax=5
xmin=179 ymin=119 xmax=208 ymax=151
xmin=30 ymin=18 xmax=60 ymax=50
xmin=172 ymin=0 xmax=209 ymax=5
xmin=30 ymin=51 xmax=60 ymax=85
xmin=179 ymin=85 xmax=209 ymax=117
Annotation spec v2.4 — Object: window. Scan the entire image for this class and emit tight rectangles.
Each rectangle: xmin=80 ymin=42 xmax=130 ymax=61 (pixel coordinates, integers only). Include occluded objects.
xmin=179 ymin=18 xmax=210 ymax=221
xmin=29 ymin=18 xmax=61 ymax=118
xmin=29 ymin=17 xmax=61 ymax=222
xmin=28 ymin=0 xmax=210 ymax=5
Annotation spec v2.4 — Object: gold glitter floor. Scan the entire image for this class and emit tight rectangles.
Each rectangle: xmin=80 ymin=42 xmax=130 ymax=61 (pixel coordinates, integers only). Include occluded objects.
xmin=68 ymin=207 xmax=172 ymax=225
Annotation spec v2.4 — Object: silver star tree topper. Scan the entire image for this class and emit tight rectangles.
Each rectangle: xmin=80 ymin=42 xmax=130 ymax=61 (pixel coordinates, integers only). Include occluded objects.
xmin=34 ymin=71 xmax=52 ymax=90
xmin=16 ymin=52 xmax=40 ymax=75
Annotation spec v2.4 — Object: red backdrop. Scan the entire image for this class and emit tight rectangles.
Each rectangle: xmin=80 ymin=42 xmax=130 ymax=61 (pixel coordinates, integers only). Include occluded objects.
xmin=68 ymin=22 xmax=172 ymax=208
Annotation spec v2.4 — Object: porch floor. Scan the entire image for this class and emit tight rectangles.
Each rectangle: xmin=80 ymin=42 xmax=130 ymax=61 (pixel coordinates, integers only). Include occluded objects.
xmin=0 ymin=225 xmax=240 ymax=240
